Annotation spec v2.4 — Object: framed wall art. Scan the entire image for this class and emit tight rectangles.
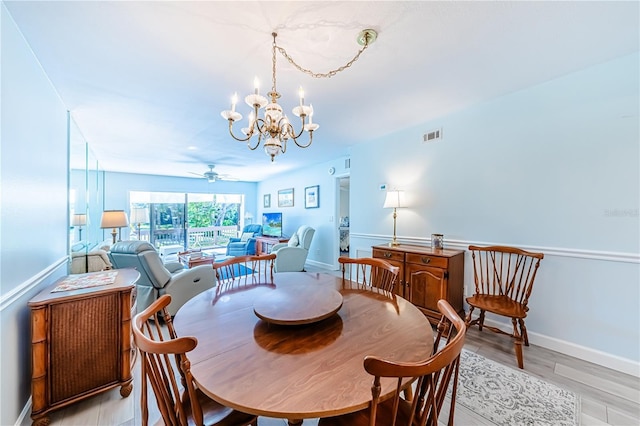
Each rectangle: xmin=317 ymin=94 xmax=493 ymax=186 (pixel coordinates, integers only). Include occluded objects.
xmin=304 ymin=185 xmax=319 ymax=209
xmin=263 ymin=194 xmax=271 ymax=208
xmin=278 ymin=188 xmax=294 ymax=207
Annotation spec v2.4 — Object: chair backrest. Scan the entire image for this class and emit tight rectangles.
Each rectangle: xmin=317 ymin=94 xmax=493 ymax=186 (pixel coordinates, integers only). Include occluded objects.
xmin=242 ymin=224 xmax=263 ymax=236
xmin=364 ymin=299 xmax=466 ymax=426
xmin=339 ymin=257 xmax=399 ymax=293
xmin=468 ymin=245 xmax=544 ymax=306
xmin=213 ymin=254 xmax=276 ymax=285
xmin=132 ymin=294 xmax=203 ymax=426
xmin=292 ymin=225 xmax=315 ymax=250
xmin=109 ymin=241 xmax=172 ymax=289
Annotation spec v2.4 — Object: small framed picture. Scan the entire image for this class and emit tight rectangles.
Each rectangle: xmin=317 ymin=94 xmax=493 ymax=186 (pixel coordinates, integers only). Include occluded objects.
xmin=304 ymin=185 xmax=319 ymax=209
xmin=263 ymin=194 xmax=271 ymax=208
xmin=278 ymin=188 xmax=294 ymax=207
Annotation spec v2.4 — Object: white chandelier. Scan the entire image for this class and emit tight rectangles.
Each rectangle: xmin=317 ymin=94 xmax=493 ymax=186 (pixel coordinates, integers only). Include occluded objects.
xmin=221 ymin=29 xmax=377 ymax=162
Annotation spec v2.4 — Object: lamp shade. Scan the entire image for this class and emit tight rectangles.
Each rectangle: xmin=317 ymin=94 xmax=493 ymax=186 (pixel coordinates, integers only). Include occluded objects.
xmin=383 ymin=190 xmax=405 ymax=209
xmin=71 ymin=213 xmax=87 ymax=226
xmin=130 ymin=207 xmax=149 ymax=224
xmin=100 ymin=210 xmax=129 ymax=228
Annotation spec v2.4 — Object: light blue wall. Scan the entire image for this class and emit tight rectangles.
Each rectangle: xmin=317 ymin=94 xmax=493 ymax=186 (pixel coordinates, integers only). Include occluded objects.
xmin=348 ymin=53 xmax=639 ymax=369
xmin=258 ymin=156 xmax=351 ymax=269
xmin=0 ymin=4 xmax=69 ymax=424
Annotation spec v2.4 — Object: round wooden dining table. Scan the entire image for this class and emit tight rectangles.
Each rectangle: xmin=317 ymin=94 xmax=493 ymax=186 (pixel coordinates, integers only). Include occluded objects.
xmin=173 ymin=272 xmax=434 ymax=425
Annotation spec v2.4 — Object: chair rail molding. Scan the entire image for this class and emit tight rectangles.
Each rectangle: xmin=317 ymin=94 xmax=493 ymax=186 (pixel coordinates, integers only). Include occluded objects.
xmin=349 ymin=232 xmax=640 ymax=264
xmin=0 ymin=257 xmax=68 ymax=312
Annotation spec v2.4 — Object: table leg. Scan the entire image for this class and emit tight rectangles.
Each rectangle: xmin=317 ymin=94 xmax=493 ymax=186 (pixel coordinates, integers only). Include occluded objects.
xmin=287 ymin=420 xmax=303 ymax=426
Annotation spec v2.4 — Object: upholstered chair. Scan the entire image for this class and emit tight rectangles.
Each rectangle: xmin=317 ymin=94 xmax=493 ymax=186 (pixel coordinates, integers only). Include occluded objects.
xmin=272 ymin=225 xmax=315 ymax=272
xmin=226 ymin=224 xmax=263 ymax=256
xmin=109 ymin=241 xmax=215 ymax=316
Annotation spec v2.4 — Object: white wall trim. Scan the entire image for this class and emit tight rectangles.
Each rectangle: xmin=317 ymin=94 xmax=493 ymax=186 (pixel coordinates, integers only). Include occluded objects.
xmin=0 ymin=257 xmax=68 ymax=312
xmin=306 ymin=259 xmax=336 ymax=271
xmin=350 ymin=233 xmax=640 ymax=264
xmin=479 ymin=317 xmax=640 ymax=377
xmin=15 ymin=397 xmax=31 ymax=426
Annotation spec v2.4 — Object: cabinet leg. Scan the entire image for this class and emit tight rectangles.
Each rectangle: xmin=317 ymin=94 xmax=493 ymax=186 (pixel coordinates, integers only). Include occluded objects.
xmin=31 ymin=415 xmax=50 ymax=426
xmin=120 ymin=381 xmax=133 ymax=397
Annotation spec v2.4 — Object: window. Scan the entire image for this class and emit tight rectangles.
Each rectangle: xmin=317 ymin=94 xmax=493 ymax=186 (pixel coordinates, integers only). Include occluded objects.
xmin=129 ymin=191 xmax=245 ymax=250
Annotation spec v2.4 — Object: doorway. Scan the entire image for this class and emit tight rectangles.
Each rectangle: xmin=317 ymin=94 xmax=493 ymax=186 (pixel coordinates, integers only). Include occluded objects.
xmin=338 ymin=177 xmax=350 ymax=257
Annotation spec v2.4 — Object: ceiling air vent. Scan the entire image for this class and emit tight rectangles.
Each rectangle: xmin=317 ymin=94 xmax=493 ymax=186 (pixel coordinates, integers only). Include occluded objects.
xmin=423 ymin=128 xmax=443 ymax=143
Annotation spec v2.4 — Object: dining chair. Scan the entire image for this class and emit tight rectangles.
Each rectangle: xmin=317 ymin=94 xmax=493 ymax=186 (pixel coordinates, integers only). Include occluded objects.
xmin=132 ymin=294 xmax=258 ymax=426
xmin=318 ymin=299 xmax=466 ymax=426
xmin=339 ymin=257 xmax=399 ymax=293
xmin=465 ymin=245 xmax=544 ymax=369
xmin=213 ymin=253 xmax=276 ymax=284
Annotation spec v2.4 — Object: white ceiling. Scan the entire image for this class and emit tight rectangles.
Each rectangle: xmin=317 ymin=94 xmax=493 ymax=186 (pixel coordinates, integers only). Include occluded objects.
xmin=5 ymin=1 xmax=638 ymax=182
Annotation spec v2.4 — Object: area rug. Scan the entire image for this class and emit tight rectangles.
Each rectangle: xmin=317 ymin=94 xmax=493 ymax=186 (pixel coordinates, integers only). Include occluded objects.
xmin=217 ymin=264 xmax=252 ymax=280
xmin=453 ymin=349 xmax=581 ymax=426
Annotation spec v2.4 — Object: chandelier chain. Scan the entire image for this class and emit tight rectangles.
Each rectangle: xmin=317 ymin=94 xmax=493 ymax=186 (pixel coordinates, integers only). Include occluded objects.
xmin=271 ymin=34 xmax=278 ymax=93
xmin=275 ymin=35 xmax=372 ymax=79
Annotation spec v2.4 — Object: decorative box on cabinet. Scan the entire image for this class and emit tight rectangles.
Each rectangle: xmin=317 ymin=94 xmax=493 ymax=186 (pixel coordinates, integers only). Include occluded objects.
xmin=372 ymin=244 xmax=464 ymax=324
xmin=29 ymin=268 xmax=140 ymax=426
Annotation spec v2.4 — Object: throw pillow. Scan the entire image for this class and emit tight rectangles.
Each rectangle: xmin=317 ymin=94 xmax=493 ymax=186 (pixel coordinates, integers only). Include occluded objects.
xmin=288 ymin=233 xmax=299 ymax=247
xmin=240 ymin=232 xmax=254 ymax=242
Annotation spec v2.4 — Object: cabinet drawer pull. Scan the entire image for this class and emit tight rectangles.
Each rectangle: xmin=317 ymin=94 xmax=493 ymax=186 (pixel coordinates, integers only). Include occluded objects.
xmin=383 ymin=252 xmax=392 ymax=259
xmin=421 ymin=257 xmax=431 ymax=264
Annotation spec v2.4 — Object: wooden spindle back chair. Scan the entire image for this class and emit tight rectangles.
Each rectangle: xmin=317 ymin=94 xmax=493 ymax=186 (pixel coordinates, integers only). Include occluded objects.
xmin=339 ymin=257 xmax=399 ymax=293
xmin=465 ymin=245 xmax=544 ymax=369
xmin=318 ymin=299 xmax=466 ymax=426
xmin=132 ymin=294 xmax=257 ymax=426
xmin=213 ymin=253 xmax=276 ymax=285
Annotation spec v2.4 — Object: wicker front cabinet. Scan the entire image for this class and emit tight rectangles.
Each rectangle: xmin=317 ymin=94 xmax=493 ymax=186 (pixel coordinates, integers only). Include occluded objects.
xmin=372 ymin=244 xmax=464 ymax=324
xmin=29 ymin=268 xmax=139 ymax=426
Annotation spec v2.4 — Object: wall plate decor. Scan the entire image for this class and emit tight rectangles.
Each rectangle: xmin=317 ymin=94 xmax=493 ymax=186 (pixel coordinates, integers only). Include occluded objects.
xmin=263 ymin=194 xmax=271 ymax=208
xmin=278 ymin=188 xmax=294 ymax=207
xmin=304 ymin=185 xmax=319 ymax=209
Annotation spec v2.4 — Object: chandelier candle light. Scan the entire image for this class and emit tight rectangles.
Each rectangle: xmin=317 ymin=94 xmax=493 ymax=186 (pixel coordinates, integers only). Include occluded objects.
xmin=221 ymin=29 xmax=377 ymax=162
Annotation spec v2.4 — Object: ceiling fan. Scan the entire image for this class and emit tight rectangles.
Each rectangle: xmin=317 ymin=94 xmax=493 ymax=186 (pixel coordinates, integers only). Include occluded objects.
xmin=189 ymin=165 xmax=235 ymax=182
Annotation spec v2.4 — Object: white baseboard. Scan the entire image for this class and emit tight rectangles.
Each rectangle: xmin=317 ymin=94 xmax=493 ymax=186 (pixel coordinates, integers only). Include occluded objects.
xmin=306 ymin=259 xmax=336 ymax=271
xmin=480 ymin=317 xmax=640 ymax=377
xmin=15 ymin=397 xmax=31 ymax=426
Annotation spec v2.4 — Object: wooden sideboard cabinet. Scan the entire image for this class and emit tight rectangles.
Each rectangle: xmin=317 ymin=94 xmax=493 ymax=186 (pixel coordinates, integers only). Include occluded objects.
xmin=29 ymin=268 xmax=140 ymax=426
xmin=372 ymin=244 xmax=465 ymax=324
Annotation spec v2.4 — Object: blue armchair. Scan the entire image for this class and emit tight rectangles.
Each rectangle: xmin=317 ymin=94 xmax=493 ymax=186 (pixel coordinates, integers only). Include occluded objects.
xmin=226 ymin=224 xmax=263 ymax=256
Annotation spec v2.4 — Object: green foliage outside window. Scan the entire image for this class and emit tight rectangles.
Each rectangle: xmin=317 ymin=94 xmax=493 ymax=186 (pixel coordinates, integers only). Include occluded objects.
xmin=187 ymin=202 xmax=239 ymax=227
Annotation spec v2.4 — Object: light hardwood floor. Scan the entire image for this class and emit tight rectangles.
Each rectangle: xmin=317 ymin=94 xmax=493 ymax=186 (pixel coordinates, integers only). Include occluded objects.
xmin=32 ymin=268 xmax=639 ymax=426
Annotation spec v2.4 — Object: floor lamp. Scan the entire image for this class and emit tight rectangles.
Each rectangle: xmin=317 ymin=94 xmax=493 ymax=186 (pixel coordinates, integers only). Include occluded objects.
xmin=100 ymin=210 xmax=129 ymax=245
xmin=130 ymin=207 xmax=149 ymax=240
xmin=383 ymin=190 xmax=405 ymax=247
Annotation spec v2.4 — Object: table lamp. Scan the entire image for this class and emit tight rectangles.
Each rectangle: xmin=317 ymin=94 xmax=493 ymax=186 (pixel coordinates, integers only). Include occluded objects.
xmin=383 ymin=190 xmax=405 ymax=247
xmin=130 ymin=207 xmax=149 ymax=240
xmin=100 ymin=210 xmax=129 ymax=244
xmin=71 ymin=213 xmax=87 ymax=241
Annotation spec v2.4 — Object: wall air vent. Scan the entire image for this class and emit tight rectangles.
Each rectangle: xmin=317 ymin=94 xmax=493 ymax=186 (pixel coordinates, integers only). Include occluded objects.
xmin=423 ymin=128 xmax=443 ymax=143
